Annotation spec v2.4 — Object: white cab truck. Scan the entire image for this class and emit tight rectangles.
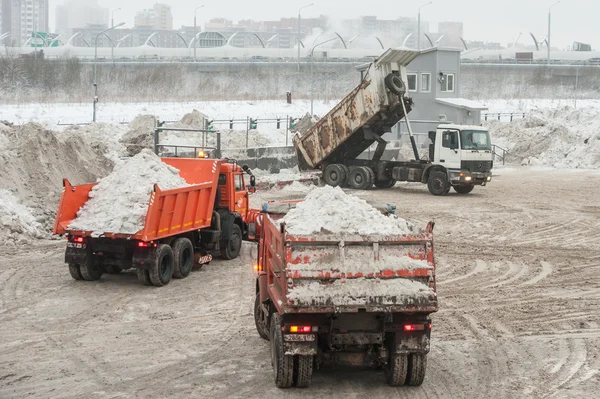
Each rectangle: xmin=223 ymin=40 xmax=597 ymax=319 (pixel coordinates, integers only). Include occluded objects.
xmin=293 ymin=48 xmax=494 ymax=196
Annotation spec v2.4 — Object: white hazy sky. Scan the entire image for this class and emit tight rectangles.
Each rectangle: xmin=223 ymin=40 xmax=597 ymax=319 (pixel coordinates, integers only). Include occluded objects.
xmin=50 ymin=0 xmax=598 ymax=49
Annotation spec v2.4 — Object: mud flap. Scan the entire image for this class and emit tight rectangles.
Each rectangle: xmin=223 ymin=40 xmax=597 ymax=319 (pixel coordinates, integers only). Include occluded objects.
xmin=283 ymin=336 xmax=317 ymax=356
xmin=394 ymin=332 xmax=431 ymax=355
xmin=258 ymin=272 xmax=269 ymax=303
xmin=65 ymin=243 xmax=88 ymax=264
xmin=132 ymin=247 xmax=156 ymax=271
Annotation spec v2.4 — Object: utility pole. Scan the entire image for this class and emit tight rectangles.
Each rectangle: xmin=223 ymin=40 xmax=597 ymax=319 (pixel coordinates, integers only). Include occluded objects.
xmin=297 ymin=3 xmax=314 ymax=71
xmin=194 ymin=6 xmax=205 ymax=61
xmin=417 ymin=2 xmax=432 ymax=50
xmin=548 ymin=1 xmax=561 ymax=65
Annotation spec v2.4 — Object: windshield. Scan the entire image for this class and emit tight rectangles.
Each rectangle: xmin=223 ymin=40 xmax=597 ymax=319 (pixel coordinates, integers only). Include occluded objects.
xmin=460 ymin=130 xmax=491 ymax=150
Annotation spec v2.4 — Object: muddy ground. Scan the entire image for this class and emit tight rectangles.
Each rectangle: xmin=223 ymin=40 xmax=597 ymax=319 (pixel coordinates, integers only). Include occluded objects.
xmin=1 ymin=168 xmax=599 ymax=398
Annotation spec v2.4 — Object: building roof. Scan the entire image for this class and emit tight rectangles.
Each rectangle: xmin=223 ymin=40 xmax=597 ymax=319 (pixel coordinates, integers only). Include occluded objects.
xmin=419 ymin=47 xmax=463 ymax=55
xmin=435 ymin=98 xmax=488 ymax=111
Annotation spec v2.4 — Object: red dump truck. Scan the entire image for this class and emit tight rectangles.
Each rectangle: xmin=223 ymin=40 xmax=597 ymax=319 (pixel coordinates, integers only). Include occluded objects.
xmin=53 ymin=158 xmax=258 ymax=286
xmin=252 ymin=207 xmax=438 ymax=388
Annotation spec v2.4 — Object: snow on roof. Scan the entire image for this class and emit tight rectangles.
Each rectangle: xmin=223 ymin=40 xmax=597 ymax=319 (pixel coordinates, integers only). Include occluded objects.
xmin=435 ymin=98 xmax=489 ymax=111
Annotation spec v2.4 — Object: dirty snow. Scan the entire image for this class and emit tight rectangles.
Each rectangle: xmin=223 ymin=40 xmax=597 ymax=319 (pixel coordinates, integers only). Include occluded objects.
xmin=69 ymin=150 xmax=189 ymax=235
xmin=287 ymin=278 xmax=434 ymax=306
xmin=279 ymin=180 xmax=315 ymax=193
xmin=0 ymin=189 xmax=46 ymax=245
xmin=488 ymin=107 xmax=600 ymax=169
xmin=281 ymin=186 xmax=414 ymax=236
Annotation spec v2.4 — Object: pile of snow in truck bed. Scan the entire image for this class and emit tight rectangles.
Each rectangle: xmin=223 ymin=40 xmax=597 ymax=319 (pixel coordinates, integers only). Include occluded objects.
xmin=281 ymin=186 xmax=414 ymax=236
xmin=287 ymin=279 xmax=434 ymax=307
xmin=69 ymin=150 xmax=189 ymax=235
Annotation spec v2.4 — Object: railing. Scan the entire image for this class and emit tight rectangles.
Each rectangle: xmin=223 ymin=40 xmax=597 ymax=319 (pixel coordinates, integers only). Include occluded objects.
xmin=492 ymin=144 xmax=509 ymax=165
xmin=483 ymin=112 xmax=526 ymax=122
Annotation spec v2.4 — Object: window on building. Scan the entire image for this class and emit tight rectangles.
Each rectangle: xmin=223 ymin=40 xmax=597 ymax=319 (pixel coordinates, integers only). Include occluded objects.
xmin=421 ymin=73 xmax=431 ymax=92
xmin=442 ymin=131 xmax=458 ymax=149
xmin=407 ymin=73 xmax=417 ymax=92
xmin=441 ymin=73 xmax=455 ymax=92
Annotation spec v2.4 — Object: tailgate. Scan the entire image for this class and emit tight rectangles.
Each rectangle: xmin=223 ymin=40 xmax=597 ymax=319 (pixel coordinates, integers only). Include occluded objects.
xmin=275 ymin=224 xmax=438 ymax=314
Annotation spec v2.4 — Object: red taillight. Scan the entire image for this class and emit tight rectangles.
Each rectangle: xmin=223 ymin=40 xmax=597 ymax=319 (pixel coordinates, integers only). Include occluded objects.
xmin=289 ymin=325 xmax=314 ymax=333
xmin=73 ymin=237 xmax=84 ymax=243
xmin=138 ymin=242 xmax=156 ymax=248
xmin=404 ymin=324 xmax=426 ymax=332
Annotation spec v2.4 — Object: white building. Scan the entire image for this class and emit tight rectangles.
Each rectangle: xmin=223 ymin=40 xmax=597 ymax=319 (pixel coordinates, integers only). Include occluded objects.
xmin=1 ymin=0 xmax=49 ymax=46
xmin=134 ymin=3 xmax=173 ymax=31
xmin=55 ymin=0 xmax=109 ymax=39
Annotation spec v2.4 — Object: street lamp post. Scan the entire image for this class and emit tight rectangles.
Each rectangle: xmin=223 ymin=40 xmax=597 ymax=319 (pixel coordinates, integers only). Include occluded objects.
xmin=297 ymin=3 xmax=314 ymax=71
xmin=548 ymin=1 xmax=561 ymax=65
xmin=194 ymin=5 xmax=205 ymax=61
xmin=417 ymin=2 xmax=432 ymax=50
xmin=111 ymin=8 xmax=121 ymax=62
xmin=310 ymin=37 xmax=337 ymax=115
xmin=93 ymin=22 xmax=125 ymax=123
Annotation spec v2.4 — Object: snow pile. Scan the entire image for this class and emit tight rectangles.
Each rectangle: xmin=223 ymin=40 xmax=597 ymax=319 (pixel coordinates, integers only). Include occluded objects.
xmin=0 ymin=189 xmax=46 ymax=245
xmin=281 ymin=186 xmax=415 ymax=236
xmin=69 ymin=150 xmax=189 ymax=235
xmin=279 ymin=181 xmax=315 ymax=193
xmin=119 ymin=115 xmax=157 ymax=156
xmin=488 ymin=107 xmax=600 ymax=169
xmin=291 ymin=113 xmax=320 ymax=137
xmin=253 ymin=166 xmax=319 ymax=184
xmin=287 ymin=279 xmax=434 ymax=306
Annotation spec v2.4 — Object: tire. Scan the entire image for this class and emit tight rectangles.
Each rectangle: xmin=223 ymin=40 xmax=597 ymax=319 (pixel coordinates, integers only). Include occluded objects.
xmin=271 ymin=313 xmax=294 ymax=388
xmin=384 ymin=352 xmax=409 ymax=386
xmin=347 ymin=167 xmax=371 ymax=190
xmin=294 ymin=355 xmax=314 ymax=388
xmin=172 ymin=238 xmax=194 ymax=279
xmin=104 ymin=265 xmax=123 ymax=274
xmin=427 ymin=170 xmax=450 ymax=196
xmin=375 ymin=178 xmax=397 ymax=189
xmin=254 ymin=293 xmax=270 ymax=340
xmin=149 ymin=244 xmax=174 ymax=287
xmin=384 ymin=73 xmax=407 ymax=96
xmin=453 ymin=184 xmax=475 ymax=194
xmin=363 ymin=166 xmax=375 ymax=189
xmin=137 ymin=269 xmax=152 ymax=286
xmin=339 ymin=164 xmax=350 ymax=187
xmin=68 ymin=264 xmax=83 ymax=281
xmin=406 ymin=353 xmax=427 ymax=386
xmin=323 ymin=164 xmax=346 ymax=187
xmin=80 ymin=257 xmax=103 ymax=281
xmin=221 ymin=224 xmax=242 ymax=260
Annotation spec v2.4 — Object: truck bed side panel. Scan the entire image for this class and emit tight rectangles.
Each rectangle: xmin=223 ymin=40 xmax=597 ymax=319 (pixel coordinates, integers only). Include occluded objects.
xmin=53 ymin=180 xmax=96 ymax=236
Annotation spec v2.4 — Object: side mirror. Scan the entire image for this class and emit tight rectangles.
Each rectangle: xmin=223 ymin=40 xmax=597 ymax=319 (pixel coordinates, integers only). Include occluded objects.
xmin=250 ymin=175 xmax=256 ymax=187
xmin=242 ymin=164 xmax=250 ymax=172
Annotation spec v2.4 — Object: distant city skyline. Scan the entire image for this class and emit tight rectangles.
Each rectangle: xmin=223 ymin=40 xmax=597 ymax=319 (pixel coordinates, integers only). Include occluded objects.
xmin=46 ymin=0 xmax=598 ymax=49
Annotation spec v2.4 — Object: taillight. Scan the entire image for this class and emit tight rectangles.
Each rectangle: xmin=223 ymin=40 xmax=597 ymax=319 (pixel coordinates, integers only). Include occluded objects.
xmin=73 ymin=237 xmax=84 ymax=243
xmin=137 ymin=242 xmax=157 ymax=248
xmin=288 ymin=325 xmax=316 ymax=333
xmin=253 ymin=264 xmax=263 ymax=272
xmin=404 ymin=324 xmax=426 ymax=332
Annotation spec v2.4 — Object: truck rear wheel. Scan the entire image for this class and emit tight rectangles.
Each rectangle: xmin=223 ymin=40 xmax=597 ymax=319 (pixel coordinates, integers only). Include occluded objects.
xmin=364 ymin=167 xmax=375 ymax=189
xmin=137 ymin=269 xmax=152 ymax=286
xmin=68 ymin=264 xmax=83 ymax=280
xmin=453 ymin=184 xmax=474 ymax=194
xmin=254 ymin=293 xmax=270 ymax=340
xmin=80 ymin=257 xmax=103 ymax=281
xmin=375 ymin=178 xmax=397 ymax=189
xmin=348 ymin=167 xmax=372 ymax=190
xmin=384 ymin=73 xmax=407 ymax=96
xmin=323 ymin=164 xmax=346 ymax=187
xmin=427 ymin=171 xmax=450 ymax=196
xmin=406 ymin=353 xmax=427 ymax=386
xmin=339 ymin=165 xmax=350 ymax=187
xmin=172 ymin=238 xmax=194 ymax=279
xmin=221 ymin=224 xmax=242 ymax=260
xmin=384 ymin=352 xmax=408 ymax=386
xmin=294 ymin=355 xmax=313 ymax=388
xmin=149 ymin=244 xmax=174 ymax=287
xmin=271 ymin=313 xmax=294 ymax=388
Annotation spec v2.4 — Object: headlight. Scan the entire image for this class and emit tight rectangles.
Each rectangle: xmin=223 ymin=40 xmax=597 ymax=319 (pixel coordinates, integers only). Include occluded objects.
xmin=487 ymin=177 xmax=491 ymax=181
xmin=465 ymin=176 xmax=472 ymax=182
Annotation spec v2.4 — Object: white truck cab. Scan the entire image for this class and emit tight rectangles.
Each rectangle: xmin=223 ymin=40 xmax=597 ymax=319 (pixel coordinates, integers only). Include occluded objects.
xmin=426 ymin=124 xmax=493 ymax=194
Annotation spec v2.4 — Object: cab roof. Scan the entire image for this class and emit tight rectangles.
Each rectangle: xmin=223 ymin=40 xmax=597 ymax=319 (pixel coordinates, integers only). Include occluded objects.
xmin=437 ymin=124 xmax=489 ymax=131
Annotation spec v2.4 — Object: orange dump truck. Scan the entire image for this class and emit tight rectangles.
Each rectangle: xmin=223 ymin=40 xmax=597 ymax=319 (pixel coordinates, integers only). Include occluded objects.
xmin=252 ymin=207 xmax=438 ymax=388
xmin=53 ymin=158 xmax=257 ymax=286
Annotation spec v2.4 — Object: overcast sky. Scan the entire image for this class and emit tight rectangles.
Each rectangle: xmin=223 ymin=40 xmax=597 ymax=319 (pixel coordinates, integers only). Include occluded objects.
xmin=50 ymin=0 xmax=598 ymax=49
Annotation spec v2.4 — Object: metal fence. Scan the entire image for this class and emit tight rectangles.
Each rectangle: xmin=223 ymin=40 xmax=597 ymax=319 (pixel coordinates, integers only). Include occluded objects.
xmin=483 ymin=112 xmax=526 ymax=122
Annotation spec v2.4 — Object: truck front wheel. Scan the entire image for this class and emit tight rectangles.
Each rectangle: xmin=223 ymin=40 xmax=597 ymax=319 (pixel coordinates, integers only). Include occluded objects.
xmin=271 ymin=313 xmax=294 ymax=388
xmin=221 ymin=224 xmax=242 ymax=260
xmin=406 ymin=353 xmax=427 ymax=386
xmin=427 ymin=171 xmax=450 ymax=196
xmin=149 ymin=244 xmax=174 ymax=286
xmin=254 ymin=293 xmax=270 ymax=340
xmin=453 ymin=184 xmax=474 ymax=194
xmin=384 ymin=352 xmax=408 ymax=386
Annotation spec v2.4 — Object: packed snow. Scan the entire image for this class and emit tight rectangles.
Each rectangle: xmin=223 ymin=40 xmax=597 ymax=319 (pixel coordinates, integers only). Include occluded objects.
xmin=0 ymin=189 xmax=46 ymax=245
xmin=287 ymin=278 xmax=435 ymax=306
xmin=69 ymin=150 xmax=189 ymax=235
xmin=281 ymin=186 xmax=415 ymax=236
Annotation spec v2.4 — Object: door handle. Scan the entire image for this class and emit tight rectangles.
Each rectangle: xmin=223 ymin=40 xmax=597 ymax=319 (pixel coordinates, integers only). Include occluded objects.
xmin=440 ymin=159 xmax=445 ymax=163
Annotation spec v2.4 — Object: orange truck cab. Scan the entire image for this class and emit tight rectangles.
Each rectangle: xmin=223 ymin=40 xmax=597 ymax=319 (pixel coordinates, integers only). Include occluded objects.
xmin=54 ymin=158 xmax=257 ymax=287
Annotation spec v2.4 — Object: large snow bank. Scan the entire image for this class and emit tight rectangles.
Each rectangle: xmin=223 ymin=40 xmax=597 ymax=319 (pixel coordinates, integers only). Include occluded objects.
xmin=69 ymin=150 xmax=188 ymax=235
xmin=488 ymin=107 xmax=600 ymax=169
xmin=281 ymin=186 xmax=414 ymax=236
xmin=287 ymin=278 xmax=434 ymax=306
xmin=0 ymin=189 xmax=46 ymax=245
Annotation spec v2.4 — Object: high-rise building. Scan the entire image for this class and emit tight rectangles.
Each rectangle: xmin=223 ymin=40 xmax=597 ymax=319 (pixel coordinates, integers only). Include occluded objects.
xmin=55 ymin=0 xmax=109 ymax=39
xmin=134 ymin=3 xmax=173 ymax=30
xmin=1 ymin=0 xmax=49 ymax=46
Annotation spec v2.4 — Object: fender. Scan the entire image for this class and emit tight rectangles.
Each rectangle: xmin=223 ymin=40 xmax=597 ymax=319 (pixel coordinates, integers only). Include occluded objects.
xmin=421 ymin=164 xmax=447 ymax=184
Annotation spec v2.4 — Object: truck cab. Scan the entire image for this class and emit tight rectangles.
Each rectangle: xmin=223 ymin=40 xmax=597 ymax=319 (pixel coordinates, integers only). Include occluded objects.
xmin=425 ymin=124 xmax=493 ymax=195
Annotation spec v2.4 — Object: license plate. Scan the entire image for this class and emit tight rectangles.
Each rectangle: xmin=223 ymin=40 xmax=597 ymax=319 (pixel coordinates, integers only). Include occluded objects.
xmin=67 ymin=243 xmax=85 ymax=249
xmin=284 ymin=334 xmax=316 ymax=342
